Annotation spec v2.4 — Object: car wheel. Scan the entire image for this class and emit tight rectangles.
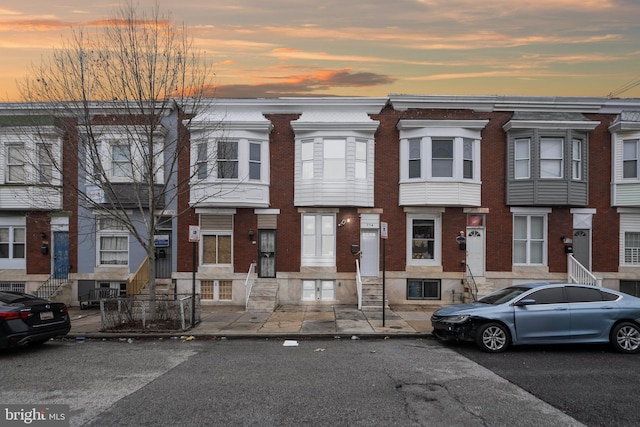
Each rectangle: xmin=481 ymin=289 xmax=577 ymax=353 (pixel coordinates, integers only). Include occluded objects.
xmin=611 ymin=322 xmax=640 ymax=354
xmin=476 ymin=323 xmax=510 ymax=353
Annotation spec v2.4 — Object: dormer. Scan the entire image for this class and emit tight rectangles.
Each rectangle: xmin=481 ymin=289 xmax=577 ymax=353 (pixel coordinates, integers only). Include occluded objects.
xmin=189 ymin=104 xmax=272 ymax=208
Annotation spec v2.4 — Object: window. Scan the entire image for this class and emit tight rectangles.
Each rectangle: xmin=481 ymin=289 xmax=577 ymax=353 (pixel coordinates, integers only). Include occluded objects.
xmin=463 ymin=139 xmax=473 ymax=179
xmin=98 ymin=218 xmax=128 ymax=266
xmin=513 ymin=214 xmax=546 ymax=265
xmin=621 ymin=280 xmax=640 ymax=297
xmin=202 ymin=234 xmax=232 ymax=265
xmin=411 ymin=219 xmax=434 ymax=260
xmin=201 ymin=280 xmax=232 ymax=301
xmin=623 ymin=139 xmax=639 ymax=179
xmin=196 ymin=143 xmax=207 ymax=179
xmin=514 ymin=138 xmax=531 ymax=179
xmin=0 ymin=227 xmax=25 ymax=259
xmin=526 ymin=288 xmax=565 ymax=304
xmin=407 ymin=279 xmax=440 ymax=300
xmin=323 ymin=139 xmax=345 ymax=179
xmin=432 ymin=139 xmax=453 ymax=177
xmin=540 ymin=137 xmax=564 ymax=178
xmin=301 ymin=214 xmax=335 ymax=266
xmin=111 ymin=145 xmax=132 ymax=178
xmin=7 ymin=143 xmax=26 ymax=183
xmin=302 ymin=279 xmax=335 ymax=301
xmin=249 ymin=141 xmax=261 ymax=180
xmin=566 ymin=286 xmax=613 ymax=303
xmin=409 ymin=138 xmax=421 ymax=179
xmin=37 ymin=144 xmax=53 ymax=184
xmin=624 ymin=232 xmax=640 ymax=264
xmin=355 ymin=139 xmax=367 ymax=180
xmin=301 ymin=139 xmax=314 ymax=180
xmin=217 ymin=140 xmax=238 ymax=179
xmin=572 ymin=139 xmax=582 ymax=180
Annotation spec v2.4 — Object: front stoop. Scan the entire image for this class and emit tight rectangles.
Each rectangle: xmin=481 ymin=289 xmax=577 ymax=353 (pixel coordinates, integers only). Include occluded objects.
xmin=361 ymin=278 xmax=389 ymax=311
xmin=247 ymin=280 xmax=279 ymax=313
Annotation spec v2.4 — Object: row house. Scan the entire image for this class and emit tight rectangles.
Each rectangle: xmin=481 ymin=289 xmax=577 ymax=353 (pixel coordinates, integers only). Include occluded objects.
xmin=1 ymin=96 xmax=640 ymax=309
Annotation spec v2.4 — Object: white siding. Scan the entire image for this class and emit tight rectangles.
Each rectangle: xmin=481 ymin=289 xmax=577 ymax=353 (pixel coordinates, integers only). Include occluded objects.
xmin=399 ymin=182 xmax=481 ymax=206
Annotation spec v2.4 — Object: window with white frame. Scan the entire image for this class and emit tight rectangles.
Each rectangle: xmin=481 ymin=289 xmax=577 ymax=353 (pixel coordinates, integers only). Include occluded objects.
xmin=301 ymin=139 xmax=314 ymax=180
xmin=6 ymin=142 xmax=26 ymax=183
xmin=624 ymin=232 xmax=640 ymax=265
xmin=540 ymin=137 xmax=564 ymax=178
xmin=513 ymin=213 xmax=547 ymax=265
xmin=98 ymin=217 xmax=128 ymax=266
xmin=409 ymin=138 xmax=421 ymax=179
xmin=202 ymin=233 xmax=232 ymax=265
xmin=403 ymin=136 xmax=479 ymax=181
xmin=302 ymin=279 xmax=335 ymax=301
xmin=0 ymin=227 xmax=25 ymax=259
xmin=217 ymin=140 xmax=238 ymax=179
xmin=572 ymin=139 xmax=583 ymax=180
xmin=463 ymin=139 xmax=473 ymax=179
xmin=623 ymin=139 xmax=639 ymax=179
xmin=249 ymin=141 xmax=261 ymax=180
xmin=37 ymin=144 xmax=53 ymax=184
xmin=323 ymin=139 xmax=346 ymax=179
xmin=355 ymin=139 xmax=367 ymax=179
xmin=432 ymin=139 xmax=453 ymax=178
xmin=407 ymin=214 xmax=441 ymax=265
xmin=514 ymin=138 xmax=531 ymax=179
xmin=301 ymin=213 xmax=335 ymax=266
xmin=196 ymin=142 xmax=208 ymax=179
xmin=111 ymin=144 xmax=132 ymax=179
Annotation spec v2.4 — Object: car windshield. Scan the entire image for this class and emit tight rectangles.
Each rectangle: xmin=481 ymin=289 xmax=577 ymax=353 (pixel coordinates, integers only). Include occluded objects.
xmin=478 ymin=286 xmax=531 ymax=305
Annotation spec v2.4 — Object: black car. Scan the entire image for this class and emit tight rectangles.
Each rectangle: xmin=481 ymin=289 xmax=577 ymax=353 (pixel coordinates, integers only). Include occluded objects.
xmin=0 ymin=291 xmax=71 ymax=349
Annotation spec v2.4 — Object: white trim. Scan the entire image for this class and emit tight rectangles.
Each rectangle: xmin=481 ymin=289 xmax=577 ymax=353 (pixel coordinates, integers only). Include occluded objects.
xmin=510 ymin=207 xmax=552 ymax=213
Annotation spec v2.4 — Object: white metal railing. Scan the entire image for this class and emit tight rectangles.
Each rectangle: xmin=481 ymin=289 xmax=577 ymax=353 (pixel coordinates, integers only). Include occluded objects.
xmin=245 ymin=262 xmax=257 ymax=309
xmin=567 ymin=254 xmax=601 ymax=286
xmin=355 ymin=259 xmax=362 ymax=310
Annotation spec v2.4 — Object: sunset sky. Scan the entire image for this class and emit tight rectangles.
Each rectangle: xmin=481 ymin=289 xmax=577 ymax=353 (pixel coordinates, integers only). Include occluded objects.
xmin=1 ymin=0 xmax=639 ymax=100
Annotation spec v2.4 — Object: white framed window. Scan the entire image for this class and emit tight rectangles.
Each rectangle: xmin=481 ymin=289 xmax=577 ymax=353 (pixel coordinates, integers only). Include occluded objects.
xmin=624 ymin=232 xmax=640 ymax=265
xmin=323 ymin=139 xmax=346 ymax=179
xmin=0 ymin=226 xmax=25 ymax=259
xmin=513 ymin=212 xmax=548 ymax=265
xmin=432 ymin=139 xmax=453 ymax=178
xmin=408 ymin=138 xmax=421 ymax=179
xmin=540 ymin=137 xmax=564 ymax=178
xmin=407 ymin=213 xmax=442 ymax=266
xmin=249 ymin=141 xmax=261 ymax=180
xmin=196 ymin=142 xmax=208 ymax=179
xmin=301 ymin=139 xmax=314 ymax=180
xmin=97 ymin=217 xmax=128 ymax=266
xmin=37 ymin=144 xmax=53 ymax=184
xmin=301 ymin=213 xmax=335 ymax=266
xmin=355 ymin=139 xmax=367 ymax=180
xmin=111 ymin=144 xmax=133 ymax=179
xmin=623 ymin=139 xmax=639 ymax=179
xmin=514 ymin=138 xmax=531 ymax=179
xmin=217 ymin=140 xmax=238 ymax=179
xmin=201 ymin=233 xmax=232 ymax=265
xmin=302 ymin=279 xmax=335 ymax=301
xmin=6 ymin=142 xmax=26 ymax=183
xmin=463 ymin=139 xmax=474 ymax=179
xmin=572 ymin=139 xmax=583 ymax=180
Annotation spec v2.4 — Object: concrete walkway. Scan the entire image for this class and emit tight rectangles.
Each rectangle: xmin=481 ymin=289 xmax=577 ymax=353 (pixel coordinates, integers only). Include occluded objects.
xmin=68 ymin=304 xmax=436 ymax=338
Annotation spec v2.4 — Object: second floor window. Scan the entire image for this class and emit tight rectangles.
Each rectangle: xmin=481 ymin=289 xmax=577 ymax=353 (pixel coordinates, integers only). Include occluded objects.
xmin=196 ymin=143 xmax=207 ymax=179
xmin=623 ymin=139 xmax=639 ymax=179
xmin=37 ymin=144 xmax=53 ymax=184
xmin=432 ymin=139 xmax=453 ymax=177
xmin=249 ymin=141 xmax=261 ymax=180
xmin=217 ymin=140 xmax=238 ymax=179
xmin=514 ymin=138 xmax=531 ymax=179
xmin=540 ymin=137 xmax=564 ymax=178
xmin=7 ymin=143 xmax=25 ymax=183
xmin=111 ymin=145 xmax=132 ymax=178
xmin=409 ymin=138 xmax=421 ymax=179
xmin=323 ymin=139 xmax=346 ymax=179
xmin=572 ymin=139 xmax=583 ymax=180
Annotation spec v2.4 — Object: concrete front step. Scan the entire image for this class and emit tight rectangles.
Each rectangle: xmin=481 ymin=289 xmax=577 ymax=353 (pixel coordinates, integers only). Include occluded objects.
xmin=247 ymin=281 xmax=278 ymax=313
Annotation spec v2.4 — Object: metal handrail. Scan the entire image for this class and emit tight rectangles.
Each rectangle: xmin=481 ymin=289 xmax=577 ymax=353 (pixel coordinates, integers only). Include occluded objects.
xmin=465 ymin=264 xmax=479 ymax=301
xmin=34 ymin=265 xmax=70 ymax=298
xmin=567 ymin=254 xmax=601 ymax=286
xmin=355 ymin=259 xmax=362 ymax=310
xmin=245 ymin=262 xmax=256 ymax=309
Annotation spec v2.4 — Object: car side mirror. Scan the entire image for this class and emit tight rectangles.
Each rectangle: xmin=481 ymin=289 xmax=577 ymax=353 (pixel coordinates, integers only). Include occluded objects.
xmin=514 ymin=299 xmax=536 ymax=306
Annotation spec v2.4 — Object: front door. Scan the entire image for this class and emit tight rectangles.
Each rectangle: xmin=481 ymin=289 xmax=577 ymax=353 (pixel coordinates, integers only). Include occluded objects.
xmin=258 ymin=230 xmax=276 ymax=278
xmin=360 ymin=229 xmax=379 ymax=277
xmin=466 ymin=228 xmax=485 ymax=277
xmin=53 ymin=231 xmax=69 ymax=279
xmin=573 ymin=229 xmax=591 ymax=270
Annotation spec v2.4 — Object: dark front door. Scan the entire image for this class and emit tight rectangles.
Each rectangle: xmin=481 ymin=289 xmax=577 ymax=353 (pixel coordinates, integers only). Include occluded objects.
xmin=53 ymin=231 xmax=69 ymax=279
xmin=258 ymin=230 xmax=276 ymax=278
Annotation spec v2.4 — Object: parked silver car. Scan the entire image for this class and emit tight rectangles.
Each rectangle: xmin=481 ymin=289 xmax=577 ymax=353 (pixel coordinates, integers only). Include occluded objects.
xmin=431 ymin=283 xmax=640 ymax=353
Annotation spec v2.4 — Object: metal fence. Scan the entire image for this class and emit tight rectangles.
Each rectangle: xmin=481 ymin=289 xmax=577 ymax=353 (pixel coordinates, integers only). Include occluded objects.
xmin=99 ymin=294 xmax=201 ymax=332
xmin=0 ymin=282 xmax=26 ymax=293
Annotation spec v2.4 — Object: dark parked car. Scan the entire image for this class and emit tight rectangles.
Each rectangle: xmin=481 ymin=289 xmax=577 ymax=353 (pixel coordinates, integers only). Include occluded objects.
xmin=431 ymin=282 xmax=640 ymax=353
xmin=0 ymin=291 xmax=71 ymax=349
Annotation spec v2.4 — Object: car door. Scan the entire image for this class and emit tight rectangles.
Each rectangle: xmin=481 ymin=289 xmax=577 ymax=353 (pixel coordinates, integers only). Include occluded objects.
xmin=567 ymin=286 xmax=618 ymax=341
xmin=513 ymin=287 xmax=571 ymax=343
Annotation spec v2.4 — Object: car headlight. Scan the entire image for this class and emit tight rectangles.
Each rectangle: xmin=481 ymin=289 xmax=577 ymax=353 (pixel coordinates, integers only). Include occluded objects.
xmin=442 ymin=315 xmax=470 ymax=324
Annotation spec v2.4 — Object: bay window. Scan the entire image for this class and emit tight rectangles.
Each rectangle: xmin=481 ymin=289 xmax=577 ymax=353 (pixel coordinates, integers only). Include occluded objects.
xmin=623 ymin=139 xmax=639 ymax=179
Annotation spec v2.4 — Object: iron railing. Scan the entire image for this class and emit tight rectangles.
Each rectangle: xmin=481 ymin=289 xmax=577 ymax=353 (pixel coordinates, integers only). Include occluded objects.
xmin=34 ymin=265 xmax=70 ymax=298
xmin=0 ymin=282 xmax=26 ymax=293
xmin=465 ymin=264 xmax=479 ymax=301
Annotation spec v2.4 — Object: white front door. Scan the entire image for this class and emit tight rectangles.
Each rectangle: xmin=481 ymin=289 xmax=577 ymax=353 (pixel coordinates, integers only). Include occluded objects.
xmin=466 ymin=228 xmax=485 ymax=277
xmin=360 ymin=229 xmax=379 ymax=277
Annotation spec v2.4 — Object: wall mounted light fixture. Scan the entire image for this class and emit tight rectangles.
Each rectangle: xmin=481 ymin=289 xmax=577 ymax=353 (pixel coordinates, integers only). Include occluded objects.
xmin=248 ymin=228 xmax=255 ymax=240
xmin=40 ymin=232 xmax=47 ymax=239
xmin=338 ymin=218 xmax=350 ymax=227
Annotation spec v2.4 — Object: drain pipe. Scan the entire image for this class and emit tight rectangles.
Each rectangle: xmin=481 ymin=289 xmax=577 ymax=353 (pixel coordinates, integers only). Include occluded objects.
xmin=451 ymin=289 xmax=455 ymax=304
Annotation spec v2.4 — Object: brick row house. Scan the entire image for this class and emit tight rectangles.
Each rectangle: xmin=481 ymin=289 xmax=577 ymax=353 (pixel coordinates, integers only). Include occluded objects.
xmin=1 ymin=95 xmax=640 ymax=309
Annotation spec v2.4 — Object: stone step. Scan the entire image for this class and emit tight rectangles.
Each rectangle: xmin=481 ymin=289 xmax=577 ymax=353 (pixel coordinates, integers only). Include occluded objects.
xmin=247 ymin=281 xmax=278 ymax=313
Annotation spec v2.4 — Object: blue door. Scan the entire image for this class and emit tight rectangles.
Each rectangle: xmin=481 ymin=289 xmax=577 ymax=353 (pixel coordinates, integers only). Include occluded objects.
xmin=53 ymin=231 xmax=69 ymax=279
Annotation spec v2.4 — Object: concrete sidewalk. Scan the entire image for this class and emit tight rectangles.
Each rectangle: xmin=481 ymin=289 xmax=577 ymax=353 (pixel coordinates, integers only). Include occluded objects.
xmin=67 ymin=304 xmax=436 ymax=338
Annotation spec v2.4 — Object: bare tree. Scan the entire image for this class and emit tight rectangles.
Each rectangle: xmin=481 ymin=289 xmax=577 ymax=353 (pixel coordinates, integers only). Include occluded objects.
xmin=18 ymin=2 xmax=216 ymax=315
